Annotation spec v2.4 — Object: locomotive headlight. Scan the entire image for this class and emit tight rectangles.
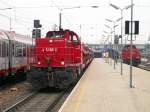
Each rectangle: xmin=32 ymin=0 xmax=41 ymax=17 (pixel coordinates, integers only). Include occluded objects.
xmin=49 ymin=40 xmax=53 ymax=43
xmin=61 ymin=61 xmax=65 ymax=65
xmin=38 ymin=61 xmax=41 ymax=65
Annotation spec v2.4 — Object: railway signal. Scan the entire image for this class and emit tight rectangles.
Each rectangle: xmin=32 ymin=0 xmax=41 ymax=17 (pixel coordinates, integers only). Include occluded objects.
xmin=34 ymin=20 xmax=42 ymax=28
xmin=32 ymin=29 xmax=41 ymax=38
xmin=114 ymin=35 xmax=119 ymax=44
xmin=32 ymin=20 xmax=42 ymax=38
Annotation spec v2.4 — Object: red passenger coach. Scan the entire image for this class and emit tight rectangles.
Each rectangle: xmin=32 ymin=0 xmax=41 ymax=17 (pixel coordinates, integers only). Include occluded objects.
xmin=27 ymin=29 xmax=93 ymax=89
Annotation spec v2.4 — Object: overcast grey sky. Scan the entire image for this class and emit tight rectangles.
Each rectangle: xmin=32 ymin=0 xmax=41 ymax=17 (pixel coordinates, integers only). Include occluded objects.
xmin=0 ymin=0 xmax=150 ymax=44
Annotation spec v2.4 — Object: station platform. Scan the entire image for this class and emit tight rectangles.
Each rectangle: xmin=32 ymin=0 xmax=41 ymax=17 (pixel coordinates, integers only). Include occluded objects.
xmin=58 ymin=58 xmax=150 ymax=112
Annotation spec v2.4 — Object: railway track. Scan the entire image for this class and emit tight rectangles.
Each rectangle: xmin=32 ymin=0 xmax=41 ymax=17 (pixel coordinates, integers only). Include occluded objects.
xmin=2 ymin=91 xmax=37 ymax=112
xmin=2 ymin=88 xmax=72 ymax=112
xmin=138 ymin=64 xmax=150 ymax=71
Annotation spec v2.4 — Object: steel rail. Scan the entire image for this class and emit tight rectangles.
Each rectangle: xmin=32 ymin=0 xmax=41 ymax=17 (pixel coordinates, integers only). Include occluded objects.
xmin=2 ymin=92 xmax=37 ymax=112
xmin=45 ymin=92 xmax=65 ymax=112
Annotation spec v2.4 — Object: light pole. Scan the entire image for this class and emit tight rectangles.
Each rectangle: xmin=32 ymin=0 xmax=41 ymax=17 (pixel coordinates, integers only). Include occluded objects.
xmin=110 ymin=3 xmax=133 ymax=75
xmin=130 ymin=0 xmax=134 ymax=88
xmin=105 ymin=18 xmax=120 ymax=69
xmin=104 ymin=24 xmax=113 ymax=65
xmin=0 ymin=7 xmax=12 ymax=31
xmin=103 ymin=31 xmax=109 ymax=57
xmin=58 ymin=5 xmax=102 ymax=30
xmin=0 ymin=14 xmax=12 ymax=31
xmin=59 ymin=6 xmax=80 ymax=30
xmin=102 ymin=35 xmax=109 ymax=52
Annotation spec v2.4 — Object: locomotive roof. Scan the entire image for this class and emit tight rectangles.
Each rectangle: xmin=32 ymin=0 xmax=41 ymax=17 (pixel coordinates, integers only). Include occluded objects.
xmin=46 ymin=29 xmax=78 ymax=37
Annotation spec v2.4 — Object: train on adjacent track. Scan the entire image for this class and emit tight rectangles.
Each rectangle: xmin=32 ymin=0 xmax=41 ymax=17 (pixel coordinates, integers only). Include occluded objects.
xmin=0 ymin=30 xmax=33 ymax=85
xmin=27 ymin=29 xmax=94 ymax=89
xmin=121 ymin=45 xmax=141 ymax=66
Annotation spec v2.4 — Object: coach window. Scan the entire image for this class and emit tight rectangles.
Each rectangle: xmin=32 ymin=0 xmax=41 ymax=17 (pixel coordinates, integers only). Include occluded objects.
xmin=23 ymin=44 xmax=26 ymax=57
xmin=12 ymin=43 xmax=15 ymax=56
xmin=14 ymin=42 xmax=17 ymax=57
xmin=2 ymin=41 xmax=6 ymax=57
xmin=21 ymin=43 xmax=23 ymax=57
xmin=6 ymin=43 xmax=8 ymax=57
xmin=15 ymin=42 xmax=18 ymax=57
xmin=15 ymin=43 xmax=17 ymax=57
xmin=15 ymin=43 xmax=22 ymax=57
xmin=0 ymin=41 xmax=1 ymax=57
xmin=18 ymin=43 xmax=23 ymax=57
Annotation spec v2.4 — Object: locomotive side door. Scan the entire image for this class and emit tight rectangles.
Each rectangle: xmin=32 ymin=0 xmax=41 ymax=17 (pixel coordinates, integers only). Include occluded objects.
xmin=65 ymin=31 xmax=81 ymax=65
xmin=66 ymin=32 xmax=74 ymax=64
xmin=70 ymin=33 xmax=81 ymax=64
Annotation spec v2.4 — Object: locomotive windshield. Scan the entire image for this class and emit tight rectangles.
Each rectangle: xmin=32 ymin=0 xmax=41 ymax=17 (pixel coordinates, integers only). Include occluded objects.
xmin=46 ymin=31 xmax=64 ymax=38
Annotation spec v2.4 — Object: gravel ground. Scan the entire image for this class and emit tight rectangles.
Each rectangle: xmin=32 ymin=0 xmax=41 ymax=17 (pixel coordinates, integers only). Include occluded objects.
xmin=0 ymin=81 xmax=33 ymax=111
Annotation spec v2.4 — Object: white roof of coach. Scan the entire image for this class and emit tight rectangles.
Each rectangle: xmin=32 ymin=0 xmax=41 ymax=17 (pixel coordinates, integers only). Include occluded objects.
xmin=0 ymin=30 xmax=32 ymax=45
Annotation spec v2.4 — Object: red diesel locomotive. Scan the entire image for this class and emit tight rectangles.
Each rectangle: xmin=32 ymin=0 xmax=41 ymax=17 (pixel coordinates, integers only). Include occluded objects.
xmin=121 ymin=45 xmax=141 ymax=66
xmin=27 ymin=29 xmax=93 ymax=89
xmin=0 ymin=30 xmax=33 ymax=84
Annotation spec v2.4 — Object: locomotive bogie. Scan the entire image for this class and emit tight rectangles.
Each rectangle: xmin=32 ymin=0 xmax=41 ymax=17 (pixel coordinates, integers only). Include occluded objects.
xmin=27 ymin=66 xmax=78 ymax=89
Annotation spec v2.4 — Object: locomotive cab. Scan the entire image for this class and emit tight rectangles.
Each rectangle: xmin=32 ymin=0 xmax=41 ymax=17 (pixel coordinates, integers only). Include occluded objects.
xmin=121 ymin=45 xmax=141 ymax=66
xmin=34 ymin=30 xmax=81 ymax=67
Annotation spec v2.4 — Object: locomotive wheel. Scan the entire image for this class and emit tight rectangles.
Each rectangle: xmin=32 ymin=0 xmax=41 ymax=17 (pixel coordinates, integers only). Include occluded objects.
xmin=73 ymin=72 xmax=78 ymax=84
xmin=77 ymin=67 xmax=82 ymax=78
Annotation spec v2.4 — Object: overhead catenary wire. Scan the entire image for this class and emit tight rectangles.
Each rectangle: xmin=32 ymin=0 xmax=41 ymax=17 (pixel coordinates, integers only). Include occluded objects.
xmin=50 ymin=0 xmax=79 ymax=30
xmin=10 ymin=5 xmax=150 ymax=9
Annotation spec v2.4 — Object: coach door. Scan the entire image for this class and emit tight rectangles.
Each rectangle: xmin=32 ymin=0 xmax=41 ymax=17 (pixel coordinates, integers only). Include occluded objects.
xmin=8 ymin=40 xmax=13 ymax=76
xmin=1 ymin=41 xmax=11 ymax=75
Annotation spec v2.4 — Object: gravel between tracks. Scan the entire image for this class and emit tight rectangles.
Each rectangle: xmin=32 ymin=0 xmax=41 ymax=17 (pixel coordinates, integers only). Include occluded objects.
xmin=0 ymin=81 xmax=33 ymax=111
